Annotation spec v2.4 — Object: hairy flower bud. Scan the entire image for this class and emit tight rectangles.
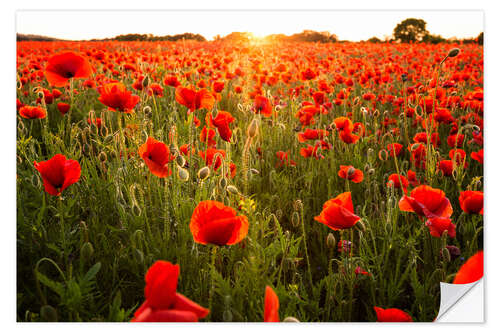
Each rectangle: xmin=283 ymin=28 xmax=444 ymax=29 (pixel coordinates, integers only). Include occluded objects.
xmin=247 ymin=118 xmax=259 ymax=138
xmin=197 ymin=166 xmax=210 ymax=180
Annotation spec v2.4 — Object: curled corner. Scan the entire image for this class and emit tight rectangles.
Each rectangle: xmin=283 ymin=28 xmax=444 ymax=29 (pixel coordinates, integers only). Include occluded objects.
xmin=435 ymin=278 xmax=484 ymax=322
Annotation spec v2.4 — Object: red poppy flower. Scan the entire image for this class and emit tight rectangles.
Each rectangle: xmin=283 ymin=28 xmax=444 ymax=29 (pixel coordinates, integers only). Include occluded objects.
xmin=44 ymin=51 xmax=92 ymax=87
xmin=408 ymin=143 xmax=427 ymax=169
xmin=179 ymin=144 xmax=195 ymax=156
xmin=297 ymin=128 xmax=329 ymax=143
xmin=198 ymin=148 xmax=226 ymax=171
xmin=19 ymin=105 xmax=47 ymax=119
xmin=253 ymin=95 xmax=273 ymax=117
xmin=399 ymin=185 xmax=453 ymax=219
xmin=449 ymin=149 xmax=467 ymax=165
xmin=355 ymin=266 xmax=371 ymax=276
xmin=52 ymin=89 xmax=62 ymax=99
xmin=98 ymin=82 xmax=140 ymax=113
xmin=138 ymin=137 xmax=174 ymax=178
xmin=447 ymin=133 xmax=464 ymax=148
xmin=276 ymin=151 xmax=296 ymax=167
xmin=425 ymin=217 xmax=456 ymax=238
xmin=338 ymin=165 xmax=364 ymax=183
xmin=212 ymin=81 xmax=225 ymax=93
xmin=387 ymin=174 xmax=409 ymax=191
xmin=339 ymin=130 xmax=360 ymax=144
xmin=453 ymin=251 xmax=483 ymax=284
xmin=148 ymin=83 xmax=164 ymax=97
xmin=471 ymin=149 xmax=483 ymax=164
xmin=175 ymin=86 xmax=215 ymax=112
xmin=164 ymin=75 xmax=181 ymax=87
xmin=314 ymin=192 xmax=360 ymax=230
xmin=34 ymin=154 xmax=81 ymax=196
xmin=189 ymin=200 xmax=249 ymax=246
xmin=206 ymin=111 xmax=235 ymax=142
xmin=438 ymin=160 xmax=454 ymax=176
xmin=373 ymin=307 xmax=413 ymax=322
xmin=132 ymin=261 xmax=209 ymax=322
xmin=200 ymin=126 xmax=217 ymax=148
xmin=264 ymin=286 xmax=279 ymax=322
xmin=57 ymin=102 xmax=70 ymax=116
xmin=459 ymin=191 xmax=483 ymax=214
xmin=300 ymin=144 xmax=323 ymax=159
xmin=87 ymin=117 xmax=102 ymax=128
xmin=301 ymin=68 xmax=317 ymax=80
xmin=333 ymin=117 xmax=354 ymax=133
xmin=387 ymin=143 xmax=403 ymax=157
xmin=407 ymin=170 xmax=420 ymax=186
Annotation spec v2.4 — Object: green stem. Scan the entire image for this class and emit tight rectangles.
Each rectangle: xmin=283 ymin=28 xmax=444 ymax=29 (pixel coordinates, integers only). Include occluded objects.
xmin=208 ymin=246 xmax=218 ymax=320
xmin=300 ymin=208 xmax=313 ymax=289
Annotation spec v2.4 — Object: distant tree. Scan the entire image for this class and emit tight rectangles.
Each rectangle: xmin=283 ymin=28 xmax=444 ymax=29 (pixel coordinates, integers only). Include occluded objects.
xmin=393 ymin=18 xmax=429 ymax=43
xmin=422 ymin=34 xmax=446 ymax=44
xmin=477 ymin=32 xmax=483 ymax=45
xmin=289 ymin=30 xmax=337 ymax=43
xmin=367 ymin=36 xmax=382 ymax=43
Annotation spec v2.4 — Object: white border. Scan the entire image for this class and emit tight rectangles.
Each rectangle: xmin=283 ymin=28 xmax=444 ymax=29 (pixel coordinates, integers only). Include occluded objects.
xmin=3 ymin=0 xmax=499 ymax=332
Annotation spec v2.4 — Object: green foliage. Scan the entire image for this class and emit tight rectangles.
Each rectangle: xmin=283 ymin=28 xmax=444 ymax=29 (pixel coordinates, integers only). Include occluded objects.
xmin=16 ymin=41 xmax=483 ymax=322
xmin=393 ymin=18 xmax=429 ymax=43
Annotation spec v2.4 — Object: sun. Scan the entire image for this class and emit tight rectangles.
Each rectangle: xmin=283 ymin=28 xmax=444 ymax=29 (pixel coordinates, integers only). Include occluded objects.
xmin=248 ymin=32 xmax=270 ymax=46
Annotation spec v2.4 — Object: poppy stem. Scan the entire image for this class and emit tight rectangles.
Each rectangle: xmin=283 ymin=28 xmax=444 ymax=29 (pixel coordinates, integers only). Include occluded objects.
xmin=208 ymin=246 xmax=218 ymax=320
xmin=58 ymin=197 xmax=67 ymax=263
xmin=299 ymin=206 xmax=313 ymax=289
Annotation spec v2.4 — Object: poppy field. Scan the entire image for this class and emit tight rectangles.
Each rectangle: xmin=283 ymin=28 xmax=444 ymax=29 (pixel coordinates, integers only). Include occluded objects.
xmin=16 ymin=39 xmax=484 ymax=322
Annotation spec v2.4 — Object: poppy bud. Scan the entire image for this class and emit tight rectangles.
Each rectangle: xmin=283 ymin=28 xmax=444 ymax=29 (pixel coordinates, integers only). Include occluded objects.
xmin=175 ymin=154 xmax=186 ymax=167
xmin=211 ymin=108 xmax=218 ymax=119
xmin=80 ymin=242 xmax=94 ymax=262
xmin=169 ymin=144 xmax=179 ymax=157
xmin=40 ymin=305 xmax=58 ymax=322
xmin=347 ymin=166 xmax=356 ymax=178
xmin=143 ymin=105 xmax=152 ymax=116
xmin=247 ymin=118 xmax=259 ymax=138
xmin=177 ymin=166 xmax=189 ymax=181
xmin=445 ymin=245 xmax=461 ymax=260
xmin=197 ymin=166 xmax=210 ymax=180
xmin=132 ymin=229 xmax=144 ymax=246
xmin=219 ymin=177 xmax=228 ymax=190
xmin=133 ymin=248 xmax=144 ymax=264
xmin=223 ymin=310 xmax=233 ymax=322
xmin=326 ymin=233 xmax=336 ymax=248
xmin=37 ymin=91 xmax=45 ymax=100
xmin=283 ymin=316 xmax=300 ymax=322
xmin=250 ymin=168 xmax=260 ymax=175
xmin=275 ymin=209 xmax=283 ymax=220
xmin=142 ymin=75 xmax=150 ymax=87
xmin=368 ymin=168 xmax=375 ymax=175
xmin=448 ymin=48 xmax=460 ymax=58
xmin=293 ymin=199 xmax=303 ymax=212
xmin=291 ymin=211 xmax=300 ymax=227
xmin=364 ymin=164 xmax=370 ymax=173
xmin=441 ymin=247 xmax=451 ymax=262
xmin=401 ymin=73 xmax=408 ymax=82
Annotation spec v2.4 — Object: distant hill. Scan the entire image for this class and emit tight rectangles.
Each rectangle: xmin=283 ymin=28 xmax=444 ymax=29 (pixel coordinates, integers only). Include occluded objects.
xmin=16 ymin=34 xmax=66 ymax=42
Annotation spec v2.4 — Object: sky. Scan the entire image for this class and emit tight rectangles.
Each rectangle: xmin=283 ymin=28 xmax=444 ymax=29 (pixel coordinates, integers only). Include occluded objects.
xmin=16 ymin=10 xmax=483 ymax=42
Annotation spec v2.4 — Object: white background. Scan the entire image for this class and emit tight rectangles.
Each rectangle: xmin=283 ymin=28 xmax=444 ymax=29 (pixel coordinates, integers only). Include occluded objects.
xmin=2 ymin=0 xmax=498 ymax=332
